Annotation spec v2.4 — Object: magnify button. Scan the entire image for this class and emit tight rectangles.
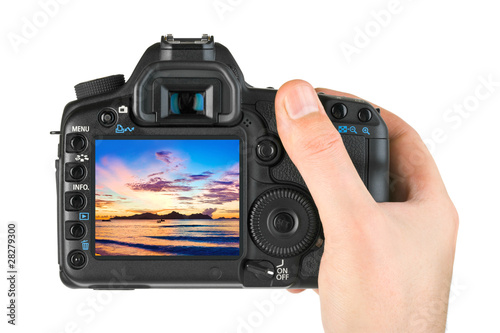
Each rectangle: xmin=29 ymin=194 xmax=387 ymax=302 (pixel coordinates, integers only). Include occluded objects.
xmin=362 ymin=127 xmax=370 ymax=135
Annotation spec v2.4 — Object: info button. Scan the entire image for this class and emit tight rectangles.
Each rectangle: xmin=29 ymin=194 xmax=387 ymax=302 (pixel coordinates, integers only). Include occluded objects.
xmin=65 ymin=192 xmax=86 ymax=211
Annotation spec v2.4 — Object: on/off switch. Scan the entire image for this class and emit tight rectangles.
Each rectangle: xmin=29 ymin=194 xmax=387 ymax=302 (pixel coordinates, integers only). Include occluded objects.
xmin=245 ymin=261 xmax=275 ymax=281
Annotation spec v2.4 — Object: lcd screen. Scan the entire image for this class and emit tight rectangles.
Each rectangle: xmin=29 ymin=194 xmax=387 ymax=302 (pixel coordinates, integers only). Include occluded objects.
xmin=94 ymin=139 xmax=240 ymax=257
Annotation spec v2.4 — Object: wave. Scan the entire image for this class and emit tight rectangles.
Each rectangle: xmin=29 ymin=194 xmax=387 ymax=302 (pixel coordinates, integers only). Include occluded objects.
xmin=158 ymin=224 xmax=213 ymax=228
xmin=147 ymin=235 xmax=239 ymax=243
xmin=96 ymin=239 xmax=239 ymax=256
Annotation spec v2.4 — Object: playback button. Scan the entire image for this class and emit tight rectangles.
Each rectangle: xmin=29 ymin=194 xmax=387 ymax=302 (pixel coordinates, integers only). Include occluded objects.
xmin=70 ymin=224 xmax=85 ymax=238
xmin=65 ymin=222 xmax=86 ymax=240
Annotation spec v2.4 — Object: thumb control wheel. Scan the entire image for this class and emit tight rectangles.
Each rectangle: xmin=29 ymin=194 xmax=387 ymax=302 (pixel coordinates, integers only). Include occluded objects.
xmin=249 ymin=188 xmax=320 ymax=258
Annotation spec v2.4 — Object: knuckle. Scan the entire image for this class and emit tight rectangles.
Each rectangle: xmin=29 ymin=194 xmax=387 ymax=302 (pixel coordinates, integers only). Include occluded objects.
xmin=434 ymin=199 xmax=459 ymax=236
xmin=295 ymin=126 xmax=344 ymax=162
xmin=443 ymin=202 xmax=460 ymax=248
xmin=448 ymin=203 xmax=460 ymax=231
xmin=405 ymin=127 xmax=423 ymax=141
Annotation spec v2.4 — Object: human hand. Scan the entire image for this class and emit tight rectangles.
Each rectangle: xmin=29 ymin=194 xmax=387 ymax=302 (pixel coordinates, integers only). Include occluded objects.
xmin=274 ymin=80 xmax=459 ymax=333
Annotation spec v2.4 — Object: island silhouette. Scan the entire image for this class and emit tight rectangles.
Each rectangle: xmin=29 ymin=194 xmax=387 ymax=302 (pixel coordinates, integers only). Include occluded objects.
xmin=111 ymin=211 xmax=238 ymax=220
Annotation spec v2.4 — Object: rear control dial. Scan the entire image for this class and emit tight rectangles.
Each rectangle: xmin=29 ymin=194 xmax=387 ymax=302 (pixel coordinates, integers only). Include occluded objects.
xmin=249 ymin=188 xmax=320 ymax=258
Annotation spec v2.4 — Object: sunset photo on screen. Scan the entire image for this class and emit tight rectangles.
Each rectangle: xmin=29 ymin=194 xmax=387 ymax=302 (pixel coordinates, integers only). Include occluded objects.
xmin=94 ymin=139 xmax=240 ymax=257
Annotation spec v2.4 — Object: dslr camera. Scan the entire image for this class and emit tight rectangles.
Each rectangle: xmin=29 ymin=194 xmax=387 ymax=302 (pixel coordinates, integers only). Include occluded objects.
xmin=55 ymin=35 xmax=389 ymax=289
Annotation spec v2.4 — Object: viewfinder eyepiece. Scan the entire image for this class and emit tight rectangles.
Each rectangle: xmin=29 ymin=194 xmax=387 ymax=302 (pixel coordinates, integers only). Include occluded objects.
xmin=169 ymin=91 xmax=205 ymax=115
xmin=133 ymin=60 xmax=241 ymax=126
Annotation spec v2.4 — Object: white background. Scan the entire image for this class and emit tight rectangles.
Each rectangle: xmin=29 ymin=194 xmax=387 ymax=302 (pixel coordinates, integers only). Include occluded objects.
xmin=1 ymin=0 xmax=499 ymax=332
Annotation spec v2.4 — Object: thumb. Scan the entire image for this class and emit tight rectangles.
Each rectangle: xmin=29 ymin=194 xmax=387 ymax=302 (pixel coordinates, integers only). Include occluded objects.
xmin=275 ymin=80 xmax=374 ymax=234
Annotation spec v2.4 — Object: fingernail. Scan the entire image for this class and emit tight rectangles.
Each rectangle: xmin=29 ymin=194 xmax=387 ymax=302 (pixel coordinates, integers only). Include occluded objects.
xmin=284 ymin=84 xmax=319 ymax=119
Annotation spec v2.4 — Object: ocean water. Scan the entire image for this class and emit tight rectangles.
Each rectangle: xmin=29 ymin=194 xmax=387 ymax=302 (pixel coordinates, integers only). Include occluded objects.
xmin=95 ymin=219 xmax=239 ymax=256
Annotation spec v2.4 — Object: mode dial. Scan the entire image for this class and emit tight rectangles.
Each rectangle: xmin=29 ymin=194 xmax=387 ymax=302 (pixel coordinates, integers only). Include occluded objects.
xmin=74 ymin=74 xmax=125 ymax=100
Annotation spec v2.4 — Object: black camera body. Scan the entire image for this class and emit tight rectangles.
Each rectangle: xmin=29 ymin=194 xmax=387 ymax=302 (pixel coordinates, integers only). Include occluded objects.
xmin=55 ymin=35 xmax=389 ymax=289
